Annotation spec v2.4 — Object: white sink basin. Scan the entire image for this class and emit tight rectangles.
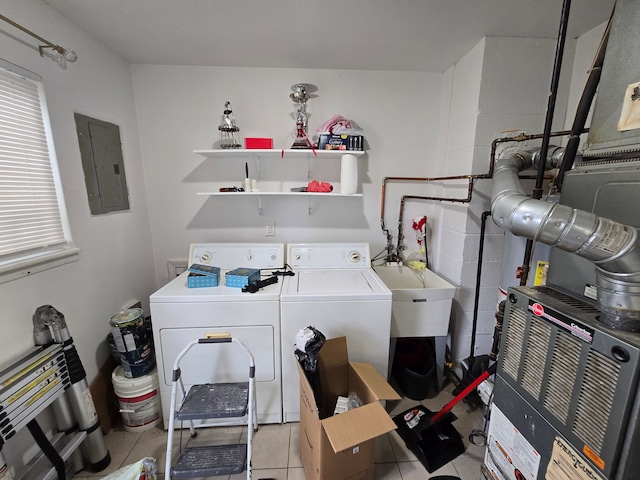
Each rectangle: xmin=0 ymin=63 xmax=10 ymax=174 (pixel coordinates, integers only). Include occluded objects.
xmin=373 ymin=265 xmax=456 ymax=338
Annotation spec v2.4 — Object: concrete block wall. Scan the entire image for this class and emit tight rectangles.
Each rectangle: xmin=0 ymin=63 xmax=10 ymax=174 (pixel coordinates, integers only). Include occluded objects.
xmin=438 ymin=36 xmax=571 ymax=368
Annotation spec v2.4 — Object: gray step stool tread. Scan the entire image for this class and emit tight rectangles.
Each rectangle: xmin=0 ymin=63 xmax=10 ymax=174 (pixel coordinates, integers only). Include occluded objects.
xmin=177 ymin=382 xmax=249 ymax=419
xmin=171 ymin=444 xmax=247 ymax=478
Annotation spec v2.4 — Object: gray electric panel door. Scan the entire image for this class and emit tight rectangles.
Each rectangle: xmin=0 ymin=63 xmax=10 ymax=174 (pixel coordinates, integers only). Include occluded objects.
xmin=75 ymin=113 xmax=130 ymax=215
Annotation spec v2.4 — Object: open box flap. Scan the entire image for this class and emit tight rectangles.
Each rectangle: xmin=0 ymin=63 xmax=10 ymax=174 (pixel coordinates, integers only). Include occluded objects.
xmin=318 ymin=337 xmax=350 ymax=413
xmin=321 ymin=402 xmax=397 ymax=453
xmin=350 ymin=362 xmax=401 ymax=401
xmin=318 ymin=336 xmax=349 ymax=368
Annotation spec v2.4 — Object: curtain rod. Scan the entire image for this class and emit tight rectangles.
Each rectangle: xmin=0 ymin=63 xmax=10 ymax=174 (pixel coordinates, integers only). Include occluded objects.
xmin=0 ymin=13 xmax=77 ymax=63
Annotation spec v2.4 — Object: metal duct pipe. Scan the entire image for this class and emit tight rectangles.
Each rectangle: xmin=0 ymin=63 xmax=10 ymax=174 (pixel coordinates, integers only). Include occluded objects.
xmin=491 ymin=147 xmax=640 ymax=331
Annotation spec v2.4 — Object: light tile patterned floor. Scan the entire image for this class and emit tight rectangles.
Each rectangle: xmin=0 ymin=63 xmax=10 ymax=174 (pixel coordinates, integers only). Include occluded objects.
xmin=73 ymin=382 xmax=486 ymax=480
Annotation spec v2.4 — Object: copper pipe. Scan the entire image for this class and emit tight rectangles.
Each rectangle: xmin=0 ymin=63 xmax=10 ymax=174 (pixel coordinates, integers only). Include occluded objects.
xmin=488 ymin=129 xmax=574 ymax=177
xmin=380 ymin=175 xmax=473 ymax=231
xmin=396 ymin=185 xmax=475 ymax=254
xmin=380 ymin=129 xmax=580 ymax=261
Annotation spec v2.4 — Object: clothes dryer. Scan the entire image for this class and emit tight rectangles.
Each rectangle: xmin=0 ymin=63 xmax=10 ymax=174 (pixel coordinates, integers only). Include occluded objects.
xmin=280 ymin=243 xmax=392 ymax=422
xmin=150 ymin=243 xmax=284 ymax=428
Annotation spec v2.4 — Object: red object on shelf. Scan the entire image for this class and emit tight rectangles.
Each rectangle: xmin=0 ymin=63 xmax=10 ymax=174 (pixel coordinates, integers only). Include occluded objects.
xmin=307 ymin=180 xmax=333 ymax=192
xmin=245 ymin=138 xmax=273 ymax=149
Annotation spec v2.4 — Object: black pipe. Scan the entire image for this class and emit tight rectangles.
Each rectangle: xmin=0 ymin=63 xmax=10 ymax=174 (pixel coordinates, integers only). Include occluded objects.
xmin=471 ymin=211 xmax=491 ymax=358
xmin=490 ymin=301 xmax=505 ymax=361
xmin=556 ymin=10 xmax=613 ymax=191
xmin=535 ymin=0 xmax=571 ymax=196
xmin=521 ymin=0 xmax=571 ymax=286
xmin=452 ymin=211 xmax=491 ymax=397
xmin=519 ymin=239 xmax=535 ymax=287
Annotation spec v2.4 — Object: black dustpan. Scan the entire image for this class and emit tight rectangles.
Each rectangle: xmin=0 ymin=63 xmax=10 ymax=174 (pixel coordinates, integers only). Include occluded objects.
xmin=393 ymin=405 xmax=464 ymax=473
xmin=393 ymin=363 xmax=497 ymax=473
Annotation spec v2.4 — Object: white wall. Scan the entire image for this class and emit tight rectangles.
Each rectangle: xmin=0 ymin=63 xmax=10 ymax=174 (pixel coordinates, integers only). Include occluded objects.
xmin=131 ymin=30 xmax=598 ymax=373
xmin=442 ymin=23 xmax=608 ymax=368
xmin=438 ymin=36 xmax=577 ymax=367
xmin=564 ymin=21 xmax=609 ymax=131
xmin=131 ymin=66 xmax=444 ymax=286
xmin=0 ymin=0 xmax=156 ymax=467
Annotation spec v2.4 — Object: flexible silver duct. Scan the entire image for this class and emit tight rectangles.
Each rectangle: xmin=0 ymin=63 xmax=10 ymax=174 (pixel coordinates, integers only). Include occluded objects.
xmin=491 ymin=147 xmax=640 ymax=331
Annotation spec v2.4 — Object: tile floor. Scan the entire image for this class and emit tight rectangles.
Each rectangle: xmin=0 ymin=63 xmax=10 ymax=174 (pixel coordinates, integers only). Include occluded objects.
xmin=74 ymin=382 xmax=486 ymax=480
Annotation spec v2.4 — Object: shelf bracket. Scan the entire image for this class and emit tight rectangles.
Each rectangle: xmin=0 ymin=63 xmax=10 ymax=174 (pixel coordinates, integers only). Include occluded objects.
xmin=308 ymin=196 xmax=315 ymax=215
xmin=255 ymin=195 xmax=263 ymax=216
xmin=251 ymin=154 xmax=262 ymax=180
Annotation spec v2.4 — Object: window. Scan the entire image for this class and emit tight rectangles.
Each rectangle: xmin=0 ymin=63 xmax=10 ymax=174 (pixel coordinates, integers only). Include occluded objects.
xmin=0 ymin=59 xmax=78 ymax=283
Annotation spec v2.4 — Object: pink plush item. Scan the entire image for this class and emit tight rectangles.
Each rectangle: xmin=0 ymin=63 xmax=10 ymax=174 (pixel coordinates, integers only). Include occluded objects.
xmin=312 ymin=115 xmax=365 ymax=144
xmin=317 ymin=115 xmax=354 ymax=134
xmin=307 ymin=180 xmax=333 ymax=192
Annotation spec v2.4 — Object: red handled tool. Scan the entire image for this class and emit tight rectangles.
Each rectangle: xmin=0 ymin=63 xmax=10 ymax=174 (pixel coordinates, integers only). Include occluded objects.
xmin=431 ymin=362 xmax=497 ymax=424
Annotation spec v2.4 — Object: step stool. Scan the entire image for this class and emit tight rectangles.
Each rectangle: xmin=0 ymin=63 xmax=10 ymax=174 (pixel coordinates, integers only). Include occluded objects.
xmin=165 ymin=333 xmax=257 ymax=480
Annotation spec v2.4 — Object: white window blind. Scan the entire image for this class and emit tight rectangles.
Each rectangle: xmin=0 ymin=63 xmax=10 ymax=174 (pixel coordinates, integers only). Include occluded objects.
xmin=0 ymin=62 xmax=78 ymax=281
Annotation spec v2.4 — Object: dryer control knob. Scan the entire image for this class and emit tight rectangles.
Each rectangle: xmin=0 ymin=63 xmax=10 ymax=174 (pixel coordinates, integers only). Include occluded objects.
xmin=200 ymin=252 xmax=212 ymax=263
xmin=349 ymin=251 xmax=361 ymax=263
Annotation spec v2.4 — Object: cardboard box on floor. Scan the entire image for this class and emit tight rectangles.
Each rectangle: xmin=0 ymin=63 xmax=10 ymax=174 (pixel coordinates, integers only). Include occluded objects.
xmin=297 ymin=336 xmax=401 ymax=480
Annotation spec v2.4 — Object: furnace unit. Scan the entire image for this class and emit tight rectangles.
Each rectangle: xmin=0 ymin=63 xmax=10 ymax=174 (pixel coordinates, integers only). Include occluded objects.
xmin=490 ymin=286 xmax=640 ymax=480
xmin=486 ymin=1 xmax=640 ymax=478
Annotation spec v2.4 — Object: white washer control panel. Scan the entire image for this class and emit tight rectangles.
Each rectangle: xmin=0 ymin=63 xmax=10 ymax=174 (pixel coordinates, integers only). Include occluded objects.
xmin=287 ymin=243 xmax=371 ymax=269
xmin=189 ymin=243 xmax=284 ymax=270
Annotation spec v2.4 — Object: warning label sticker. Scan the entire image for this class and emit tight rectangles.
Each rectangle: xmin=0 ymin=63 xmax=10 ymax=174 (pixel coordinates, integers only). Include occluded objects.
xmin=484 ymin=406 xmax=540 ymax=480
xmin=546 ymin=437 xmax=604 ymax=480
xmin=593 ymin=222 xmax=632 ymax=255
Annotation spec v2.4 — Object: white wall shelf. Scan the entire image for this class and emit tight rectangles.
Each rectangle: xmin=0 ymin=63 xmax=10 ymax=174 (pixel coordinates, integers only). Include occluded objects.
xmin=194 ymin=149 xmax=364 ymax=159
xmin=196 ymin=191 xmax=363 ymax=216
xmin=193 ymin=149 xmax=364 ymax=215
xmin=196 ymin=191 xmax=363 ymax=197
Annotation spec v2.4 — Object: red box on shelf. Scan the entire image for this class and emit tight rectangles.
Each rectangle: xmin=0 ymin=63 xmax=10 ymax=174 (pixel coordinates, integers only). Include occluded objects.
xmin=245 ymin=138 xmax=273 ymax=149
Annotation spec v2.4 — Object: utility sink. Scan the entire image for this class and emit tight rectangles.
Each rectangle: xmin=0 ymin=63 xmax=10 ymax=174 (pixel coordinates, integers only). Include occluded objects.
xmin=373 ymin=265 xmax=456 ymax=338
xmin=374 ymin=264 xmax=457 ymax=391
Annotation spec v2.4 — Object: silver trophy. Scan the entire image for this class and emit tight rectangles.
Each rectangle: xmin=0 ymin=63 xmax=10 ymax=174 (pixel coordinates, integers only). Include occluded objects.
xmin=290 ymin=83 xmax=317 ymax=149
xmin=218 ymin=101 xmax=241 ymax=149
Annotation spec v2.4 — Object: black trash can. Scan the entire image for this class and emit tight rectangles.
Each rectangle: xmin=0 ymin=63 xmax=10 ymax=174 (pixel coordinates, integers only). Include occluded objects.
xmin=393 ymin=338 xmax=435 ymax=400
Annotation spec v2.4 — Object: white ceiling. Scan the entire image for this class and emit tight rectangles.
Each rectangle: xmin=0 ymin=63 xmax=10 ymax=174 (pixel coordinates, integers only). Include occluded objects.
xmin=43 ymin=0 xmax=615 ymax=72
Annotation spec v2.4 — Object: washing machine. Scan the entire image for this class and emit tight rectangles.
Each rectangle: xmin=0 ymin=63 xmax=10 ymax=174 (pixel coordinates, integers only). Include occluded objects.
xmin=280 ymin=243 xmax=393 ymax=423
xmin=150 ymin=243 xmax=285 ymax=428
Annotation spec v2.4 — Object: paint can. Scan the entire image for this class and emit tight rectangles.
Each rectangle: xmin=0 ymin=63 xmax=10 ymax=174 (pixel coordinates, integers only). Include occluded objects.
xmin=106 ymin=332 xmax=122 ymax=364
xmin=111 ymin=366 xmax=160 ymax=433
xmin=109 ymin=308 xmax=155 ymax=378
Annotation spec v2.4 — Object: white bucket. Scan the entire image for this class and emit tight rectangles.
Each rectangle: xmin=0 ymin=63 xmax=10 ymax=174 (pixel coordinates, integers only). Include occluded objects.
xmin=111 ymin=366 xmax=161 ymax=433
